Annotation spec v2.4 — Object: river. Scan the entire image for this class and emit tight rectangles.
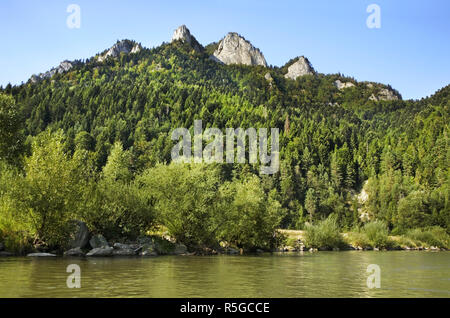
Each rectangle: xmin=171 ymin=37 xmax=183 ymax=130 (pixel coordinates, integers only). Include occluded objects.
xmin=0 ymin=251 xmax=448 ymax=297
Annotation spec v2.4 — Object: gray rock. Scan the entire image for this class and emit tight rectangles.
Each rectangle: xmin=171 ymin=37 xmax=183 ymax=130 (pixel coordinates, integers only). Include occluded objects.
xmin=284 ymin=56 xmax=315 ymax=80
xmin=68 ymin=220 xmax=90 ymax=249
xmin=369 ymin=88 xmax=400 ymax=101
xmin=113 ymin=242 xmax=140 ymax=250
xmin=172 ymin=243 xmax=188 ymax=255
xmin=0 ymin=251 xmax=13 ymax=257
xmin=226 ymin=247 xmax=240 ymax=255
xmin=30 ymin=60 xmax=77 ymax=82
xmin=212 ymin=32 xmax=267 ymax=67
xmin=27 ymin=253 xmax=56 ymax=257
xmin=334 ymin=79 xmax=355 ymax=90
xmin=98 ymin=40 xmax=141 ymax=62
xmin=113 ymin=249 xmax=136 ymax=256
xmin=89 ymin=234 xmax=109 ymax=249
xmin=86 ymin=246 xmax=113 ymax=257
xmin=171 ymin=25 xmax=202 ymax=52
xmin=64 ymin=247 xmax=85 ymax=257
xmin=140 ymin=244 xmax=158 ymax=256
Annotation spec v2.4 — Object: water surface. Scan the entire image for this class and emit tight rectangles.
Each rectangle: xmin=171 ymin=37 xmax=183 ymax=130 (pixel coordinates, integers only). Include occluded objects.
xmin=0 ymin=251 xmax=448 ymax=297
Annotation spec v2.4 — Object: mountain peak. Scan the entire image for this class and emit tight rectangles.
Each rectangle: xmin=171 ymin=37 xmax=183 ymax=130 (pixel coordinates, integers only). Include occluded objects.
xmin=171 ymin=25 xmax=202 ymax=52
xmin=211 ymin=32 xmax=267 ymax=67
xmin=97 ymin=39 xmax=142 ymax=62
xmin=284 ymin=56 xmax=315 ymax=80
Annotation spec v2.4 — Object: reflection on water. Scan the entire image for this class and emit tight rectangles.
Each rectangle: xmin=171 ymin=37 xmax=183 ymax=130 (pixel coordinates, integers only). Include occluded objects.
xmin=0 ymin=251 xmax=448 ymax=297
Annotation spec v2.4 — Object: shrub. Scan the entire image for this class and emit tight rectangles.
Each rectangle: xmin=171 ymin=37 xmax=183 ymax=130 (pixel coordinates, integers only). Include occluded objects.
xmin=406 ymin=227 xmax=449 ymax=249
xmin=304 ymin=215 xmax=344 ymax=249
xmin=345 ymin=231 xmax=371 ymax=249
xmin=362 ymin=220 xmax=391 ymax=248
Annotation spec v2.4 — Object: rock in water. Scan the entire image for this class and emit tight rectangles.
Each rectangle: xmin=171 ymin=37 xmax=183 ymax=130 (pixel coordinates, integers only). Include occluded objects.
xmin=64 ymin=247 xmax=85 ymax=257
xmin=284 ymin=56 xmax=315 ymax=80
xmin=0 ymin=251 xmax=13 ymax=257
xmin=212 ymin=32 xmax=267 ymax=67
xmin=171 ymin=25 xmax=203 ymax=52
xmin=86 ymin=247 xmax=113 ymax=257
xmin=89 ymin=234 xmax=109 ymax=248
xmin=68 ymin=220 xmax=90 ymax=249
xmin=27 ymin=253 xmax=56 ymax=257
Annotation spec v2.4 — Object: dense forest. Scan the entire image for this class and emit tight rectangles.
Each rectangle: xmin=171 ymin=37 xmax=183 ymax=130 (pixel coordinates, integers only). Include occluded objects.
xmin=0 ymin=39 xmax=448 ymax=253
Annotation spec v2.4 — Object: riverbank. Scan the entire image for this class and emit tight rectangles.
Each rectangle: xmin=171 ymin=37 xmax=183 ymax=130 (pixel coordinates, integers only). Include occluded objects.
xmin=0 ymin=228 xmax=447 ymax=258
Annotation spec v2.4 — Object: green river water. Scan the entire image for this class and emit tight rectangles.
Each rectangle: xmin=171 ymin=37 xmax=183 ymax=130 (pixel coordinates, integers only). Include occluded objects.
xmin=0 ymin=251 xmax=448 ymax=297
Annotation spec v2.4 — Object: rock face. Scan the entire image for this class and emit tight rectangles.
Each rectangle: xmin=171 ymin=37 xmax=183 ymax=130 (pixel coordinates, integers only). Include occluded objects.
xmin=89 ymin=234 xmax=109 ymax=249
xmin=334 ymin=79 xmax=355 ymax=90
xmin=30 ymin=60 xmax=76 ymax=83
xmin=284 ymin=56 xmax=315 ymax=80
xmin=98 ymin=40 xmax=142 ymax=62
xmin=369 ymin=88 xmax=400 ymax=101
xmin=212 ymin=33 xmax=267 ymax=67
xmin=68 ymin=220 xmax=90 ymax=249
xmin=171 ymin=25 xmax=202 ymax=52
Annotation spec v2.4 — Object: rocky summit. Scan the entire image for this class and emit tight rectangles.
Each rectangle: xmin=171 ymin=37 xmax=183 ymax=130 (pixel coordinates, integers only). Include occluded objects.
xmin=212 ymin=32 xmax=267 ymax=67
xmin=30 ymin=60 xmax=76 ymax=83
xmin=284 ymin=56 xmax=315 ymax=80
xmin=98 ymin=39 xmax=142 ymax=62
xmin=171 ymin=25 xmax=202 ymax=52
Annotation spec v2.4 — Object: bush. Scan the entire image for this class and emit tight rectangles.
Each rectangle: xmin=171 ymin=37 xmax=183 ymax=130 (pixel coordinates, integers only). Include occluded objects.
xmin=218 ymin=177 xmax=285 ymax=251
xmin=362 ymin=220 xmax=391 ymax=248
xmin=304 ymin=215 xmax=344 ymax=249
xmin=406 ymin=227 xmax=449 ymax=249
xmin=345 ymin=231 xmax=371 ymax=249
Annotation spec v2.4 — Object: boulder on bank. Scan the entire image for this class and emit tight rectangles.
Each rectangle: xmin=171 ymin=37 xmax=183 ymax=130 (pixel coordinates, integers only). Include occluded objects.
xmin=113 ymin=249 xmax=137 ymax=256
xmin=64 ymin=247 xmax=85 ymax=257
xmin=172 ymin=243 xmax=188 ymax=255
xmin=226 ymin=247 xmax=239 ymax=255
xmin=86 ymin=246 xmax=113 ymax=257
xmin=68 ymin=220 xmax=90 ymax=249
xmin=140 ymin=243 xmax=158 ymax=256
xmin=0 ymin=251 xmax=13 ymax=257
xmin=27 ymin=253 xmax=56 ymax=257
xmin=89 ymin=234 xmax=109 ymax=249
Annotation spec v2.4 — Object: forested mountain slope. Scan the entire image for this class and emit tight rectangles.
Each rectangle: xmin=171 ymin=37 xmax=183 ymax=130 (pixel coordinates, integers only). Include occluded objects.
xmin=0 ymin=28 xmax=448 ymax=251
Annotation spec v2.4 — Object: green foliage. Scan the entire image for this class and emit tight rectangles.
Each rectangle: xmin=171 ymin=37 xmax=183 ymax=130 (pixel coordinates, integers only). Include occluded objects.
xmin=362 ymin=220 xmax=391 ymax=248
xmin=406 ymin=227 xmax=450 ymax=249
xmin=304 ymin=215 xmax=344 ymax=249
xmin=0 ymin=41 xmax=448 ymax=251
xmin=0 ymin=93 xmax=24 ymax=164
xmin=218 ymin=176 xmax=285 ymax=251
xmin=139 ymin=163 xmax=225 ymax=248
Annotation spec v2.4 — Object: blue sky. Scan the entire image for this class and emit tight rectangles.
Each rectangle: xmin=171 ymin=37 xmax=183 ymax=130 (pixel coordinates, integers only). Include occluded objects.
xmin=0 ymin=0 xmax=448 ymax=99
